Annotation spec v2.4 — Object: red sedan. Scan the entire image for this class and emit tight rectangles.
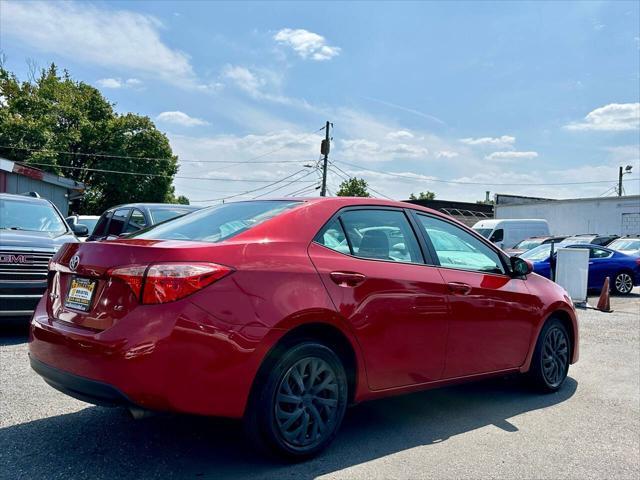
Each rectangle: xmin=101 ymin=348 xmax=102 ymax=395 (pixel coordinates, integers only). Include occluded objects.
xmin=29 ymin=198 xmax=578 ymax=459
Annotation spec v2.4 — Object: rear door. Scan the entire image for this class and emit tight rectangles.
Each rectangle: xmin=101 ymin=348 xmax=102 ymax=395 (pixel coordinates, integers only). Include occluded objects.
xmin=411 ymin=212 xmax=539 ymax=378
xmin=308 ymin=207 xmax=450 ymax=390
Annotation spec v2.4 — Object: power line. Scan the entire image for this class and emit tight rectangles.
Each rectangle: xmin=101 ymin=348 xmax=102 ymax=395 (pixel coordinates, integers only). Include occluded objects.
xmin=252 ymin=169 xmax=318 ymax=199
xmin=190 ymin=168 xmax=312 ymax=203
xmin=335 ymin=159 xmax=640 ymax=187
xmin=21 ymin=161 xmax=316 ymax=183
xmin=0 ymin=126 xmax=326 ymax=166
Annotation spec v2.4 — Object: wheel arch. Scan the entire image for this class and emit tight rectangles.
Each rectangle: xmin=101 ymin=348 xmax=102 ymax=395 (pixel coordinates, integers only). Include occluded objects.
xmin=521 ymin=306 xmax=579 ymax=372
xmin=247 ymin=320 xmax=363 ymax=411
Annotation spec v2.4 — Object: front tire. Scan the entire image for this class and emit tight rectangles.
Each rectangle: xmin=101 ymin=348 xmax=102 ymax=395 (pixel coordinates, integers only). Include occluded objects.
xmin=613 ymin=271 xmax=634 ymax=295
xmin=244 ymin=342 xmax=348 ymax=460
xmin=527 ymin=318 xmax=571 ymax=392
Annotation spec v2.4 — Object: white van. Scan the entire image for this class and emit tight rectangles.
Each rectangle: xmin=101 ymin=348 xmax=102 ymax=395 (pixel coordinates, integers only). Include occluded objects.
xmin=472 ymin=219 xmax=550 ymax=250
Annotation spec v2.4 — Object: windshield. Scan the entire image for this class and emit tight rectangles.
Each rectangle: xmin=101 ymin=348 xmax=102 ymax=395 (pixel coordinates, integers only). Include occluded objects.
xmin=513 ymin=238 xmax=543 ymax=250
xmin=149 ymin=208 xmax=196 ymax=224
xmin=520 ymin=243 xmax=553 ymax=261
xmin=0 ymin=198 xmax=67 ymax=234
xmin=562 ymin=236 xmax=594 ymax=245
xmin=608 ymin=239 xmax=640 ymax=251
xmin=133 ymin=200 xmax=300 ymax=242
xmin=474 ymin=228 xmax=493 ymax=239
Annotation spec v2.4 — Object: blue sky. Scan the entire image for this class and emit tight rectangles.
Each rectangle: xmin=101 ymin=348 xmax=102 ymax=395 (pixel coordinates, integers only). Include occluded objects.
xmin=1 ymin=0 xmax=639 ymax=203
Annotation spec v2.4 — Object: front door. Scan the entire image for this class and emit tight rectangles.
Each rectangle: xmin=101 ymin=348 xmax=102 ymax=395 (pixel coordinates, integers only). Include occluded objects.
xmin=308 ymin=208 xmax=450 ymax=390
xmin=412 ymin=213 xmax=539 ymax=378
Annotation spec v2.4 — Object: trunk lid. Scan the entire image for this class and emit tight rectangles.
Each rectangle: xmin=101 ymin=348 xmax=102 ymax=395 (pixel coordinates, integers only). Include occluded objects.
xmin=48 ymin=239 xmax=228 ymax=331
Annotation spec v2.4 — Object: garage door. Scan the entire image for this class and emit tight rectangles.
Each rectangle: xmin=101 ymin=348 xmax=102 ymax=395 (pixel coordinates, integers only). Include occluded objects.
xmin=621 ymin=213 xmax=640 ymax=235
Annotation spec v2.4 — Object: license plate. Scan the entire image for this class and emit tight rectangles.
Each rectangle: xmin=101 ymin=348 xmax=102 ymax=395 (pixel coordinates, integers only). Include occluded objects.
xmin=65 ymin=277 xmax=97 ymax=312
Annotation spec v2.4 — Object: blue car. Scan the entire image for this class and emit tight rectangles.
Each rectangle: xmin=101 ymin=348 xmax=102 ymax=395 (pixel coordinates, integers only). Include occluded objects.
xmin=520 ymin=243 xmax=640 ymax=295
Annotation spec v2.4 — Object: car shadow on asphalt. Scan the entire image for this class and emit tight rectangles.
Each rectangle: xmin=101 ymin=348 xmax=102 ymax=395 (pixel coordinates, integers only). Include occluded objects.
xmin=0 ymin=375 xmax=577 ymax=480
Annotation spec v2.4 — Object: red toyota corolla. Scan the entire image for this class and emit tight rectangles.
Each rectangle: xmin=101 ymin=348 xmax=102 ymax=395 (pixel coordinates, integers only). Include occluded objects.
xmin=29 ymin=198 xmax=578 ymax=459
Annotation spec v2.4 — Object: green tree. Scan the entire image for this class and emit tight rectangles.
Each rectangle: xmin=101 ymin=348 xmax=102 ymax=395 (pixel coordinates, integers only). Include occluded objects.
xmin=409 ymin=191 xmax=436 ymax=200
xmin=0 ymin=63 xmax=182 ymax=214
xmin=336 ymin=177 xmax=371 ymax=197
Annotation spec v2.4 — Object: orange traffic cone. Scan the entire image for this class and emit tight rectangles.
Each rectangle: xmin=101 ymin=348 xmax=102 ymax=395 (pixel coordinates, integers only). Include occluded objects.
xmin=596 ymin=277 xmax=612 ymax=313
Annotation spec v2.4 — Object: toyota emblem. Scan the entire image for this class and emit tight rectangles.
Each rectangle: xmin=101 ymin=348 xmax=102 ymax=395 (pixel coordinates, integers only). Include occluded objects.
xmin=69 ymin=254 xmax=80 ymax=272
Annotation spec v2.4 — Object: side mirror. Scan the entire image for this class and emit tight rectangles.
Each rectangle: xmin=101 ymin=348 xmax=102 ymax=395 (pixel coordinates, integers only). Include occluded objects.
xmin=71 ymin=224 xmax=89 ymax=236
xmin=511 ymin=256 xmax=533 ymax=276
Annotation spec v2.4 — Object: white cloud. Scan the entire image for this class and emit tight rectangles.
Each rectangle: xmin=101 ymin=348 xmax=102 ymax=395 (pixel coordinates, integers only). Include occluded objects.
xmin=485 ymin=151 xmax=538 ymax=162
xmin=435 ymin=150 xmax=459 ymax=159
xmin=340 ymin=139 xmax=428 ymax=160
xmin=460 ymin=135 xmax=516 ymax=148
xmin=386 ymin=130 xmax=414 ymax=140
xmin=2 ymin=1 xmax=196 ymax=86
xmin=274 ymin=28 xmax=341 ymax=61
xmin=156 ymin=111 xmax=209 ymax=127
xmin=0 ymin=95 xmax=7 ymax=107
xmin=221 ymin=65 xmax=265 ymax=95
xmin=96 ymin=77 xmax=143 ymax=89
xmin=564 ymin=103 xmax=640 ymax=131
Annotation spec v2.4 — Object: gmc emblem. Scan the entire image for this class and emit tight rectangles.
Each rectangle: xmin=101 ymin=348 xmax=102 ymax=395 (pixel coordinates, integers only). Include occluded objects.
xmin=0 ymin=254 xmax=28 ymax=264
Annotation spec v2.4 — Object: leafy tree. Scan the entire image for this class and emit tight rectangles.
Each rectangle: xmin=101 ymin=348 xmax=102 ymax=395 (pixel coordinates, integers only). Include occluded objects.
xmin=336 ymin=178 xmax=370 ymax=197
xmin=0 ymin=63 xmax=186 ymax=214
xmin=409 ymin=191 xmax=436 ymax=200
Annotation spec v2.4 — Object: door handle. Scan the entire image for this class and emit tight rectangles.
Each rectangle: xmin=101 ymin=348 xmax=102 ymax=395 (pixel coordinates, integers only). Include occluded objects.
xmin=447 ymin=282 xmax=472 ymax=295
xmin=330 ymin=272 xmax=366 ymax=287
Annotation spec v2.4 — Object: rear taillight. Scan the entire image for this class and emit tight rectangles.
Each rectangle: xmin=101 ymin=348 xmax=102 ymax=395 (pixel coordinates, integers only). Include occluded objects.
xmin=636 ymin=258 xmax=640 ymax=266
xmin=107 ymin=262 xmax=233 ymax=304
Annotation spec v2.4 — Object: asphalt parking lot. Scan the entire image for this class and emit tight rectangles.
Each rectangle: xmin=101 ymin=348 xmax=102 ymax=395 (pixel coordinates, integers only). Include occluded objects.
xmin=1 ymin=291 xmax=638 ymax=480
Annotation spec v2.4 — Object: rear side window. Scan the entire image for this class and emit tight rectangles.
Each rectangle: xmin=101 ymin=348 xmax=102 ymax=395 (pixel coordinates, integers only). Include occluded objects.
xmin=590 ymin=247 xmax=611 ymax=259
xmin=328 ymin=209 xmax=423 ymax=263
xmin=92 ymin=212 xmax=111 ymax=237
xmin=125 ymin=209 xmax=147 ymax=233
xmin=315 ymin=218 xmax=350 ymax=254
xmin=133 ymin=201 xmax=300 ymax=242
xmin=417 ymin=215 xmax=504 ymax=274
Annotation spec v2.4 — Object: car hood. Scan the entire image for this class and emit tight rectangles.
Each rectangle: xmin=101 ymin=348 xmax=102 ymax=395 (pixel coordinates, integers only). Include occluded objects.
xmin=0 ymin=230 xmax=78 ymax=251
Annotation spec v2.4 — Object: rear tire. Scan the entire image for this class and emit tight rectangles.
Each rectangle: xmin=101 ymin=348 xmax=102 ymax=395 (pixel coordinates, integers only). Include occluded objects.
xmin=527 ymin=318 xmax=571 ymax=393
xmin=244 ymin=342 xmax=348 ymax=460
xmin=613 ymin=271 xmax=634 ymax=295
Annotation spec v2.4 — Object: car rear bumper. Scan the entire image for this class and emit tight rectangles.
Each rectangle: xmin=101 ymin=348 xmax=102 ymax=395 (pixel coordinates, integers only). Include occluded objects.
xmin=29 ymin=355 xmax=133 ymax=407
xmin=29 ymin=300 xmax=274 ymax=418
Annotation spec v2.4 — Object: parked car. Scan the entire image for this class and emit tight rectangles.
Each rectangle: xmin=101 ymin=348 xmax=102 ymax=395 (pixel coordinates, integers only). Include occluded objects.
xmin=87 ymin=203 xmax=200 ymax=241
xmin=558 ymin=234 xmax=619 ymax=247
xmin=606 ymin=236 xmax=640 ymax=256
xmin=30 ymin=198 xmax=578 ymax=460
xmin=65 ymin=215 xmax=100 ymax=241
xmin=0 ymin=192 xmax=81 ymax=319
xmin=521 ymin=243 xmax=640 ymax=295
xmin=505 ymin=235 xmax=568 ymax=256
xmin=472 ymin=219 xmax=550 ymax=250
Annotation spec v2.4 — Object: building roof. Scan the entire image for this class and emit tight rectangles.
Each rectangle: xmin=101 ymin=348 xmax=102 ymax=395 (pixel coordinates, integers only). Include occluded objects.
xmin=0 ymin=156 xmax=85 ymax=192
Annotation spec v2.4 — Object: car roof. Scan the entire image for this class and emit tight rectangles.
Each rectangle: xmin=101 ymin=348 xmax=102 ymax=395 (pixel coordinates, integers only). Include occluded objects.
xmin=0 ymin=192 xmax=53 ymax=204
xmin=107 ymin=203 xmax=201 ymax=212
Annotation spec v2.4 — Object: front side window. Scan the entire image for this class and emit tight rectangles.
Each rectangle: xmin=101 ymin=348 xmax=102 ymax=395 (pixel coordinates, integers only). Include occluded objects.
xmin=338 ymin=209 xmax=423 ymax=263
xmin=418 ymin=215 xmax=504 ymax=274
xmin=133 ymin=200 xmax=300 ymax=243
xmin=107 ymin=208 xmax=131 ymax=236
xmin=489 ymin=228 xmax=504 ymax=243
xmin=589 ymin=247 xmax=612 ymax=259
xmin=0 ymin=198 xmax=67 ymax=234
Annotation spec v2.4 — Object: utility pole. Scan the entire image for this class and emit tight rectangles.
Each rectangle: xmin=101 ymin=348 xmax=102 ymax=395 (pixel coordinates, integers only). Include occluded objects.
xmin=320 ymin=121 xmax=331 ymax=197
xmin=618 ymin=166 xmax=623 ymax=197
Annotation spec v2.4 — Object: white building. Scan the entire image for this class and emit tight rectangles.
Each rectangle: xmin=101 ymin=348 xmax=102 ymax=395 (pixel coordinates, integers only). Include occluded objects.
xmin=494 ymin=194 xmax=640 ymax=236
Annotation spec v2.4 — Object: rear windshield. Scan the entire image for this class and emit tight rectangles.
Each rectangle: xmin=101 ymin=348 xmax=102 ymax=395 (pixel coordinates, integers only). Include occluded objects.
xmin=0 ymin=198 xmax=67 ymax=234
xmin=132 ymin=200 xmax=300 ymax=243
xmin=149 ymin=208 xmax=195 ymax=224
